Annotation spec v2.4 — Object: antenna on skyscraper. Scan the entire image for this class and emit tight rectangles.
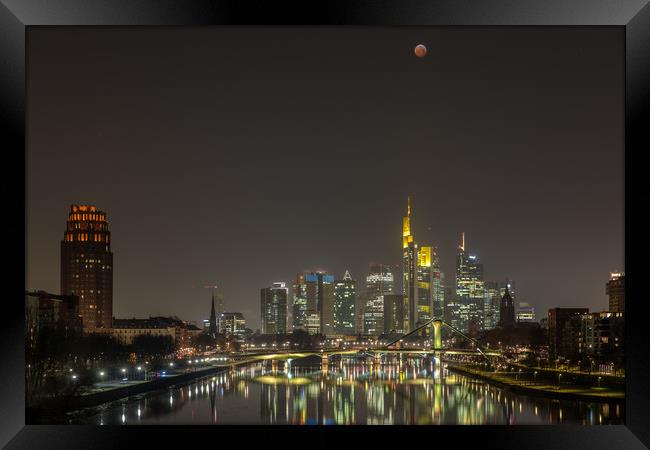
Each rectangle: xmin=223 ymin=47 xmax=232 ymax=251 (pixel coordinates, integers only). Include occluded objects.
xmin=459 ymin=232 xmax=465 ymax=252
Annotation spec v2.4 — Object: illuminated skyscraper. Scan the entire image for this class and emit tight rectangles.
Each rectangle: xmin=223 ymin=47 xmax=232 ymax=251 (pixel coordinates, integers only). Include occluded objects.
xmin=292 ymin=271 xmax=334 ymax=335
xmin=383 ymin=294 xmax=406 ymax=334
xmin=292 ymin=274 xmax=308 ymax=330
xmin=333 ymin=270 xmax=356 ymax=335
xmin=606 ymin=272 xmax=625 ymax=312
xmin=432 ymin=256 xmax=444 ymax=320
xmin=483 ymin=281 xmax=502 ymax=330
xmin=60 ymin=204 xmax=113 ymax=331
xmin=261 ymin=282 xmax=288 ymax=334
xmin=455 ymin=232 xmax=485 ymax=333
xmin=417 ymin=246 xmax=434 ymax=325
xmin=402 ymin=198 xmax=418 ymax=332
xmin=364 ymin=264 xmax=394 ymax=335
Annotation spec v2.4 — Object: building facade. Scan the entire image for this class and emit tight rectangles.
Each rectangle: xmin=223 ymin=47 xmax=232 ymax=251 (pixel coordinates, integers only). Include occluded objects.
xmin=548 ymin=307 xmax=590 ymax=359
xmin=221 ymin=312 xmax=246 ymax=339
xmin=60 ymin=204 xmax=113 ymax=331
xmin=383 ymin=294 xmax=406 ymax=334
xmin=455 ymin=233 xmax=485 ymax=333
xmin=261 ymin=282 xmax=288 ymax=334
xmin=112 ymin=318 xmax=176 ymax=345
xmin=25 ymin=290 xmax=82 ymax=347
xmin=606 ymin=272 xmax=625 ymax=313
xmin=516 ymin=302 xmax=536 ymax=323
xmin=333 ymin=271 xmax=356 ymax=335
xmin=292 ymin=272 xmax=334 ymax=335
xmin=483 ymin=281 xmax=501 ymax=330
xmin=364 ymin=264 xmax=394 ymax=335
xmin=402 ymin=198 xmax=418 ymax=332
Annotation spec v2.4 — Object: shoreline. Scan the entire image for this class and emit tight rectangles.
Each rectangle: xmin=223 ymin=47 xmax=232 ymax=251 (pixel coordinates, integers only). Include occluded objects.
xmin=28 ymin=364 xmax=232 ymax=422
xmin=446 ymin=364 xmax=625 ymax=404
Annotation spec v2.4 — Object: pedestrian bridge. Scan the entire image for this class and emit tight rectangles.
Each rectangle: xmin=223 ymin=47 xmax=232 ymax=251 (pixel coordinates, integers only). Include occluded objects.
xmin=224 ymin=318 xmax=505 ymax=366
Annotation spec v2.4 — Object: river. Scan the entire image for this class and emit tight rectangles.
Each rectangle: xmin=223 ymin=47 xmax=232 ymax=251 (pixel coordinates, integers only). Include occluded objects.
xmin=67 ymin=355 xmax=623 ymax=425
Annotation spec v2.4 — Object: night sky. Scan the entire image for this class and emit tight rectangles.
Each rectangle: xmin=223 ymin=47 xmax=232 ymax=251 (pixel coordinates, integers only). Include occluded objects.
xmin=27 ymin=27 xmax=624 ymax=329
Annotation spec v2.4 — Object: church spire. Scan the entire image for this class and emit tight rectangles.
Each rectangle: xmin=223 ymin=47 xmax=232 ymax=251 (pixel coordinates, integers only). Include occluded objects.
xmin=209 ymin=289 xmax=217 ymax=338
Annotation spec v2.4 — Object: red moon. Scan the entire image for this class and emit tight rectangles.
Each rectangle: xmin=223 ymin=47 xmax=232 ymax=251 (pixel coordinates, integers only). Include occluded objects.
xmin=414 ymin=44 xmax=427 ymax=58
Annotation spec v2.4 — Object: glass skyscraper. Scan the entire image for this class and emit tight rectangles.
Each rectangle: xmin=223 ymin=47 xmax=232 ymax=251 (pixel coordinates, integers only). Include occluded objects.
xmin=333 ymin=270 xmax=356 ymax=335
xmin=455 ymin=232 xmax=485 ymax=333
xmin=364 ymin=264 xmax=394 ymax=335
xmin=292 ymin=272 xmax=334 ymax=335
xmin=261 ymin=282 xmax=288 ymax=334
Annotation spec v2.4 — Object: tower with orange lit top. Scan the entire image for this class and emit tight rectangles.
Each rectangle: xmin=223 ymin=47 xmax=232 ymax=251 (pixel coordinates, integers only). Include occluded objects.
xmin=60 ymin=204 xmax=113 ymax=331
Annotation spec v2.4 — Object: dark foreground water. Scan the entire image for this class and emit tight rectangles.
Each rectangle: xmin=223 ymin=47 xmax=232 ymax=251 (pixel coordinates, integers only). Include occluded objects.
xmin=68 ymin=356 xmax=623 ymax=425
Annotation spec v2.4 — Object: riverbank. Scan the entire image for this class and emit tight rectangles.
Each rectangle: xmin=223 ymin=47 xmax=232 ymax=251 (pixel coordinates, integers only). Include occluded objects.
xmin=28 ymin=364 xmax=232 ymax=423
xmin=447 ymin=364 xmax=625 ymax=404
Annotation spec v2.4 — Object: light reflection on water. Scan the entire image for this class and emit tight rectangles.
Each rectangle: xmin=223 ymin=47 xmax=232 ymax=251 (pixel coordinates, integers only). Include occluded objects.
xmin=72 ymin=356 xmax=623 ymax=425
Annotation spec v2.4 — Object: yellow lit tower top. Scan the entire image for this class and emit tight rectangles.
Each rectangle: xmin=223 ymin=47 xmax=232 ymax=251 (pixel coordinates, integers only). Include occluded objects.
xmin=403 ymin=196 xmax=414 ymax=248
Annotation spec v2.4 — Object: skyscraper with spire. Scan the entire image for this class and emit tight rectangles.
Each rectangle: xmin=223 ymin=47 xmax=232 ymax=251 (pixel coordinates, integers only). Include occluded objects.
xmin=403 ymin=197 xmax=418 ymax=332
xmin=333 ymin=270 xmax=356 ymax=335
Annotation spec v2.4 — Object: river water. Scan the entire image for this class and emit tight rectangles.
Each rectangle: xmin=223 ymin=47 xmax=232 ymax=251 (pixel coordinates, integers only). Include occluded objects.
xmin=68 ymin=355 xmax=623 ymax=425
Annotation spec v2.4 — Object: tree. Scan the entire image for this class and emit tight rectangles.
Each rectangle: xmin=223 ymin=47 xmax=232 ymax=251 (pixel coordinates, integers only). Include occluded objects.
xmin=130 ymin=335 xmax=175 ymax=358
xmin=192 ymin=333 xmax=214 ymax=351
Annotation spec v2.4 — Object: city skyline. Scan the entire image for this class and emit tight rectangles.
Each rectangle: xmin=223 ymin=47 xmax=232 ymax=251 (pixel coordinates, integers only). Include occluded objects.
xmin=27 ymin=27 xmax=623 ymax=329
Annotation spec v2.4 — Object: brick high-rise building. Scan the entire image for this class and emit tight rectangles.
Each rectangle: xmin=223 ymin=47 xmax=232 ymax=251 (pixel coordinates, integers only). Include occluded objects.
xmin=60 ymin=204 xmax=113 ymax=331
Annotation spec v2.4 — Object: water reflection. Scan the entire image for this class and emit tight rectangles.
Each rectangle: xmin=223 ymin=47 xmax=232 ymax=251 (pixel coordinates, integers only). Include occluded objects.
xmin=73 ymin=355 xmax=623 ymax=425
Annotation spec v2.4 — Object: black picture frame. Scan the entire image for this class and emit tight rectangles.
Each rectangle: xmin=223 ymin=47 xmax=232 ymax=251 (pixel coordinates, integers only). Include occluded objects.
xmin=1 ymin=1 xmax=648 ymax=448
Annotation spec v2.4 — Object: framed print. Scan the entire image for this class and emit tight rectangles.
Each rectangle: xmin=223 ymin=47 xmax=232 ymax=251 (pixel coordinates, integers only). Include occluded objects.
xmin=1 ymin=0 xmax=648 ymax=448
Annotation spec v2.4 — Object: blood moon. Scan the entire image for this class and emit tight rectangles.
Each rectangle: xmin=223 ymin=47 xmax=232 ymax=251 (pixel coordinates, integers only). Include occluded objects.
xmin=414 ymin=44 xmax=427 ymax=58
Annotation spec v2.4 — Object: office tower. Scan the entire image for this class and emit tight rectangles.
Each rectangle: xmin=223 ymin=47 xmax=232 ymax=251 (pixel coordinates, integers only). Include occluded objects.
xmin=443 ymin=285 xmax=461 ymax=330
xmin=333 ymin=270 xmax=356 ymax=335
xmin=455 ymin=232 xmax=485 ymax=333
xmin=516 ymin=302 xmax=536 ymax=322
xmin=355 ymin=291 xmax=366 ymax=334
xmin=221 ymin=312 xmax=246 ymax=338
xmin=60 ymin=204 xmax=113 ymax=331
xmin=498 ymin=284 xmax=516 ymax=328
xmin=261 ymin=282 xmax=288 ymax=334
xmin=417 ymin=246 xmax=434 ymax=325
xmin=432 ymin=255 xmax=444 ymax=320
xmin=383 ymin=294 xmax=406 ymax=334
xmin=292 ymin=274 xmax=308 ymax=330
xmin=402 ymin=197 xmax=418 ymax=332
xmin=364 ymin=264 xmax=394 ymax=335
xmin=292 ymin=272 xmax=334 ymax=335
xmin=548 ymin=307 xmax=589 ymax=359
xmin=483 ymin=281 xmax=501 ymax=329
xmin=606 ymin=272 xmax=625 ymax=312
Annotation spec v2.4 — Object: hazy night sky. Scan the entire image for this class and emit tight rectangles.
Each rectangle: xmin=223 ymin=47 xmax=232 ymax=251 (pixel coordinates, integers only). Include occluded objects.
xmin=27 ymin=27 xmax=624 ymax=329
